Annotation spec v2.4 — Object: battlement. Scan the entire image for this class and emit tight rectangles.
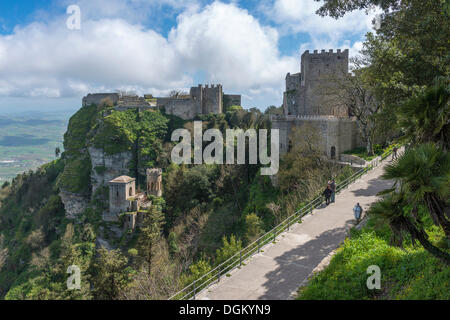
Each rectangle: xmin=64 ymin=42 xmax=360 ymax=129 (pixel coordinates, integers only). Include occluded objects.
xmin=302 ymin=48 xmax=348 ymax=56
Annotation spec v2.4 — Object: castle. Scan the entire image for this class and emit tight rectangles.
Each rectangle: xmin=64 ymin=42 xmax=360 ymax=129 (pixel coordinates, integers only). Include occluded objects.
xmin=272 ymin=49 xmax=364 ymax=159
xmin=82 ymin=84 xmax=241 ymax=120
xmin=107 ymin=168 xmax=162 ymax=230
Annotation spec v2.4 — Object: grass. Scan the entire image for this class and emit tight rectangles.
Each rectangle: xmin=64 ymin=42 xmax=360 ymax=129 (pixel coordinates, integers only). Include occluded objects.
xmin=296 ymin=217 xmax=449 ymax=300
xmin=343 ymin=144 xmax=398 ymax=161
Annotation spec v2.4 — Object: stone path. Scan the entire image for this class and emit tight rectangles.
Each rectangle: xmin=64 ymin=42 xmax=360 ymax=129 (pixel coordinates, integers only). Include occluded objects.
xmin=197 ymin=160 xmax=393 ymax=300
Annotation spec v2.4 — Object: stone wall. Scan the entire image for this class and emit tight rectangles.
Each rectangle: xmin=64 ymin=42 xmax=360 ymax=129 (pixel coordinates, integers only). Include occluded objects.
xmin=202 ymin=84 xmax=223 ymax=114
xmin=286 ymin=72 xmax=301 ymax=91
xmin=283 ymin=49 xmax=349 ymax=117
xmin=84 ymin=84 xmax=240 ymax=120
xmin=272 ymin=116 xmax=364 ymax=159
xmin=82 ymin=93 xmax=119 ymax=107
xmin=163 ymin=98 xmax=197 ymax=120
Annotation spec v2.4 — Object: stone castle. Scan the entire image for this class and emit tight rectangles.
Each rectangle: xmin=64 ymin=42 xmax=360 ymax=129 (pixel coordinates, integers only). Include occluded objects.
xmin=82 ymin=84 xmax=241 ymax=120
xmin=272 ymin=49 xmax=364 ymax=159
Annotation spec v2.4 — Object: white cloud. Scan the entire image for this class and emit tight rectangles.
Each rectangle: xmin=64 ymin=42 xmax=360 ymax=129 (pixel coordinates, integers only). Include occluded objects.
xmin=0 ymin=0 xmax=379 ymax=110
xmin=272 ymin=0 xmax=375 ymax=35
xmin=169 ymin=2 xmax=296 ymax=90
xmin=267 ymin=0 xmax=380 ymax=59
xmin=0 ymin=17 xmax=189 ymax=98
xmin=0 ymin=1 xmax=296 ymax=109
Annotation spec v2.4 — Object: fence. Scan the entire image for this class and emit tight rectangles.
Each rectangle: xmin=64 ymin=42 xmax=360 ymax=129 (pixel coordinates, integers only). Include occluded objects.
xmin=169 ymin=149 xmax=393 ymax=300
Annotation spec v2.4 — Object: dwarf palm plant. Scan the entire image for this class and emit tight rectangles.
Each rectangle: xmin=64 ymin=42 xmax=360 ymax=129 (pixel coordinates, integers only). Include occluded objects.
xmin=372 ymin=143 xmax=450 ymax=264
xmin=399 ymin=78 xmax=450 ymax=150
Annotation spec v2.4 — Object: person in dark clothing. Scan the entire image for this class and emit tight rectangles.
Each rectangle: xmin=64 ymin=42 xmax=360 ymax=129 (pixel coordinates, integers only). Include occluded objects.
xmin=323 ymin=185 xmax=332 ymax=205
xmin=330 ymin=180 xmax=336 ymax=203
xmin=353 ymin=203 xmax=363 ymax=222
xmin=392 ymin=146 xmax=398 ymax=160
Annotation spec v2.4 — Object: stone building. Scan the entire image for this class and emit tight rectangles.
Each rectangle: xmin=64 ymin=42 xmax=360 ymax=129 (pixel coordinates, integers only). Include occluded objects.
xmin=81 ymin=84 xmax=241 ymax=120
xmin=272 ymin=49 xmax=364 ymax=159
xmin=108 ymin=175 xmax=137 ymax=216
xmin=106 ymin=168 xmax=162 ymax=229
xmin=156 ymin=84 xmax=241 ymax=119
xmin=146 ymin=168 xmax=162 ymax=197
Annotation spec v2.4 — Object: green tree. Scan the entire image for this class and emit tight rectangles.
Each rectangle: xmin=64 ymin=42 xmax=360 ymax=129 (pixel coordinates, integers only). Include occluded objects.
xmin=92 ymin=247 xmax=132 ymax=300
xmin=244 ymin=213 xmax=263 ymax=243
xmin=399 ymin=79 xmax=450 ymax=150
xmin=138 ymin=206 xmax=165 ymax=275
xmin=168 ymin=231 xmax=180 ymax=255
xmin=215 ymin=235 xmax=242 ymax=265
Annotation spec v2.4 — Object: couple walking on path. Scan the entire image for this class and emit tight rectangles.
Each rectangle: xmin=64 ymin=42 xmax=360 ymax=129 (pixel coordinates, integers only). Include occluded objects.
xmin=323 ymin=180 xmax=335 ymax=206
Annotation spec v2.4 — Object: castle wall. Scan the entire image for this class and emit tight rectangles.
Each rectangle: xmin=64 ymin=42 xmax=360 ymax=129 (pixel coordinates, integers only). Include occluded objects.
xmin=202 ymin=85 xmax=223 ymax=114
xmin=82 ymin=93 xmax=119 ymax=107
xmin=190 ymin=85 xmax=203 ymax=115
xmin=284 ymin=49 xmax=349 ymax=117
xmin=286 ymin=73 xmax=301 ymax=91
xmin=272 ymin=116 xmax=363 ymax=159
xmin=163 ymin=98 xmax=196 ymax=120
xmin=84 ymin=84 xmax=239 ymax=120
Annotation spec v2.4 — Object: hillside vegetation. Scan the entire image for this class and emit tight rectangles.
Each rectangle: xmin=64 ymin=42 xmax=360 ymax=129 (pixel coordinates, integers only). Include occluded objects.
xmin=0 ymin=102 xmax=356 ymax=299
xmin=297 ymin=0 xmax=449 ymax=300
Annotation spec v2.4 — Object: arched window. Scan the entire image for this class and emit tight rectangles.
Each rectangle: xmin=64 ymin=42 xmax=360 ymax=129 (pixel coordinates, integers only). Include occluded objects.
xmin=129 ymin=187 xmax=133 ymax=197
xmin=150 ymin=182 xmax=154 ymax=191
xmin=330 ymin=146 xmax=336 ymax=159
xmin=288 ymin=140 xmax=293 ymax=152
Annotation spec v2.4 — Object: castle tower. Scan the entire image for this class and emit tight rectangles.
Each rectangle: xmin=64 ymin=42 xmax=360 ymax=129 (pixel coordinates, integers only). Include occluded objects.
xmin=283 ymin=49 xmax=349 ymax=117
xmin=146 ymin=168 xmax=162 ymax=197
xmin=109 ymin=176 xmax=136 ymax=215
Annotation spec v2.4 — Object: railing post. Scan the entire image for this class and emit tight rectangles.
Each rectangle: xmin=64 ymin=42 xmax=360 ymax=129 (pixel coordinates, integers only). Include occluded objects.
xmin=218 ymin=266 xmax=221 ymax=282
xmin=273 ymin=229 xmax=276 ymax=242
xmin=239 ymin=251 xmax=242 ymax=267
xmin=257 ymin=239 xmax=260 ymax=253
xmin=193 ymin=280 xmax=196 ymax=300
xmin=287 ymin=217 xmax=290 ymax=230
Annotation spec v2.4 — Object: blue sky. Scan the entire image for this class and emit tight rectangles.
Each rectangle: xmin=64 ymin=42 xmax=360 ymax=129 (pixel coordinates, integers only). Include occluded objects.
xmin=0 ymin=0 xmax=378 ymax=113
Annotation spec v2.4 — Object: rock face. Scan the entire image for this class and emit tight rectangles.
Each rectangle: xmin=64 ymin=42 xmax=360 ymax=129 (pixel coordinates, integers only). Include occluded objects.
xmin=59 ymin=190 xmax=89 ymax=219
xmin=88 ymin=147 xmax=133 ymax=195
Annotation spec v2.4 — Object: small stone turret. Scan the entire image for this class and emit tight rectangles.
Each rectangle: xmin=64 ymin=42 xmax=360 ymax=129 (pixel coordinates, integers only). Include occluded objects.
xmin=146 ymin=168 xmax=162 ymax=197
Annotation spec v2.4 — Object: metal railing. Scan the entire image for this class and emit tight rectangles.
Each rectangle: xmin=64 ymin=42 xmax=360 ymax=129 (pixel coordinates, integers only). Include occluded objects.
xmin=169 ymin=149 xmax=393 ymax=300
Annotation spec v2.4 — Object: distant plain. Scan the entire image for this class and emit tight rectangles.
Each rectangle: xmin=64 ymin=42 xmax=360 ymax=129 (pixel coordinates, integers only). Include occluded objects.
xmin=0 ymin=111 xmax=70 ymax=182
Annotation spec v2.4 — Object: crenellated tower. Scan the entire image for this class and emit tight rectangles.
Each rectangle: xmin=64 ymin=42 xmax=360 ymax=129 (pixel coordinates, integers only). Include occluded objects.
xmin=284 ymin=49 xmax=349 ymax=117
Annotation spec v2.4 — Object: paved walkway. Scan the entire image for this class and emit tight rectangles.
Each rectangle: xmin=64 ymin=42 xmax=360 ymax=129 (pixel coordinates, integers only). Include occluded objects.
xmin=198 ymin=160 xmax=393 ymax=300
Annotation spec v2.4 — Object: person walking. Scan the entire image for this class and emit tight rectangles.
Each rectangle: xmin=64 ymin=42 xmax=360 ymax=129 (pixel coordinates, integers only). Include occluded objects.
xmin=323 ymin=185 xmax=332 ymax=206
xmin=330 ymin=179 xmax=336 ymax=203
xmin=392 ymin=146 xmax=398 ymax=160
xmin=353 ymin=203 xmax=363 ymax=222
